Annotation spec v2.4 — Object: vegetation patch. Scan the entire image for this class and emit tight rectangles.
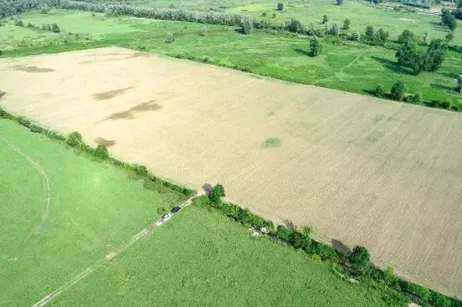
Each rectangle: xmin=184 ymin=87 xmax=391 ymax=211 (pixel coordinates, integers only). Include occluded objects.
xmin=262 ymin=137 xmax=281 ymax=148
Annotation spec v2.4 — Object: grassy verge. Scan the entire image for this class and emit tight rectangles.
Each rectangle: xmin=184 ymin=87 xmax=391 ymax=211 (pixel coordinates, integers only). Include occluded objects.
xmin=51 ymin=204 xmax=392 ymax=307
xmin=0 ymin=109 xmax=189 ymax=305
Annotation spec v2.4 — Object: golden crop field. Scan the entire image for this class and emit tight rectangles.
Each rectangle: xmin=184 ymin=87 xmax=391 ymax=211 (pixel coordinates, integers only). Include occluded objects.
xmin=1 ymin=47 xmax=461 ymax=298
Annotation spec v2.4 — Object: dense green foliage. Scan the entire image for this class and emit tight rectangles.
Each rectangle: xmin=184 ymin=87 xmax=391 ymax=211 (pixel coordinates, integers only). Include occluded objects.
xmin=396 ymin=39 xmax=447 ymax=74
xmin=391 ymin=80 xmax=406 ymax=101
xmin=398 ymin=29 xmax=415 ymax=44
xmin=277 ymin=1 xmax=283 ymax=11
xmin=349 ymin=246 xmax=371 ymax=273
xmin=209 ymin=184 xmax=225 ymax=203
xmin=1 ymin=10 xmax=461 ymax=112
xmin=309 ymin=37 xmax=322 ymax=56
xmin=442 ymin=9 xmax=458 ymax=31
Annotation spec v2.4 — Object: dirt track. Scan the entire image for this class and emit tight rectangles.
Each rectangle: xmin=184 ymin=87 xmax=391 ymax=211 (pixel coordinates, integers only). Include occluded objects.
xmin=1 ymin=47 xmax=461 ymax=298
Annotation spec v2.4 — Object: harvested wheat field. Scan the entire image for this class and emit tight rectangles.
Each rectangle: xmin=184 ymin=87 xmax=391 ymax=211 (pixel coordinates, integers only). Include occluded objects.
xmin=1 ymin=47 xmax=461 ymax=298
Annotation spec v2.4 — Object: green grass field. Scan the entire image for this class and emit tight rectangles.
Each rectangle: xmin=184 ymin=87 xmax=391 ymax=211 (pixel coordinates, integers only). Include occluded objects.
xmin=51 ymin=204 xmax=391 ymax=306
xmin=2 ymin=9 xmax=462 ymax=108
xmin=226 ymin=0 xmax=461 ymax=43
xmin=0 ymin=118 xmax=187 ymax=306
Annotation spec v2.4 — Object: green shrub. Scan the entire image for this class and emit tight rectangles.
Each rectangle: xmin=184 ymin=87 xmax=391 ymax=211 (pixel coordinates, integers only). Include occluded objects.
xmin=398 ymin=29 xmax=414 ymax=44
xmin=407 ymin=283 xmax=430 ymax=300
xmin=0 ymin=107 xmax=6 ymax=118
xmin=277 ymin=2 xmax=284 ymax=11
xmin=209 ymin=184 xmax=225 ymax=203
xmin=276 ymin=225 xmax=293 ymax=241
xmin=375 ymin=84 xmax=385 ymax=98
xmin=66 ymin=131 xmax=82 ymax=147
xmin=165 ymin=32 xmax=175 ymax=43
xmin=94 ymin=144 xmax=109 ymax=159
xmin=29 ymin=124 xmax=44 ymax=133
xmin=17 ymin=117 xmax=31 ymax=128
xmin=79 ymin=143 xmax=94 ymax=154
xmin=343 ymin=18 xmax=350 ymax=30
xmin=390 ymin=80 xmax=405 ymax=101
xmin=349 ymin=246 xmax=370 ymax=272
xmin=47 ymin=130 xmax=66 ymax=141
xmin=133 ymin=164 xmax=149 ymax=176
xmin=309 ymin=38 xmax=322 ymax=56
xmin=430 ymin=291 xmax=452 ymax=307
xmin=307 ymin=241 xmax=339 ymax=262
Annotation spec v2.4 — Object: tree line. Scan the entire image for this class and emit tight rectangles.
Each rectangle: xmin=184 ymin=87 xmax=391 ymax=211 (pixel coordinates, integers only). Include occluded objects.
xmin=199 ymin=184 xmax=460 ymax=307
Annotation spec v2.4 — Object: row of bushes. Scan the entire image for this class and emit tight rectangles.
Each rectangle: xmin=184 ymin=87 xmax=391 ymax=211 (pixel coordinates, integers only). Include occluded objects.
xmin=14 ymin=18 xmax=61 ymax=33
xmin=198 ymin=184 xmax=461 ymax=307
xmin=0 ymin=105 xmax=195 ymax=198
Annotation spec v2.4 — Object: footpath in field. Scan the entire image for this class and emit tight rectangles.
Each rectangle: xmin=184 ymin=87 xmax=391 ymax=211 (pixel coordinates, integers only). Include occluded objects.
xmin=32 ymin=195 xmax=198 ymax=307
xmin=0 ymin=47 xmax=461 ymax=299
xmin=50 ymin=204 xmax=391 ymax=307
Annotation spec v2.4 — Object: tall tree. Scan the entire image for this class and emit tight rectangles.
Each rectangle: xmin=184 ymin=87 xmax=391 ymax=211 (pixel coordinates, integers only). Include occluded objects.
xmin=349 ymin=246 xmax=371 ymax=272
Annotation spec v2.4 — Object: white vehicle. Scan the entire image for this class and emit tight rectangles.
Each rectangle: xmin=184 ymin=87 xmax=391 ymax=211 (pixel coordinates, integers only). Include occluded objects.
xmin=161 ymin=213 xmax=171 ymax=222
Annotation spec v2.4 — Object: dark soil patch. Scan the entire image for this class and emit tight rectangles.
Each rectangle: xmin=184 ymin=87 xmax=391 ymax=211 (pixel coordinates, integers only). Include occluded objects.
xmin=101 ymin=100 xmax=162 ymax=121
xmin=92 ymin=87 xmax=133 ymax=101
xmin=12 ymin=65 xmax=55 ymax=73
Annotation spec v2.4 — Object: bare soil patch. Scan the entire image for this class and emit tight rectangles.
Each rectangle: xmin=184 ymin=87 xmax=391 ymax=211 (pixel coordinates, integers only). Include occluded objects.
xmin=1 ymin=47 xmax=461 ymax=299
xmin=100 ymin=100 xmax=162 ymax=121
xmin=12 ymin=65 xmax=55 ymax=73
xmin=92 ymin=87 xmax=133 ymax=101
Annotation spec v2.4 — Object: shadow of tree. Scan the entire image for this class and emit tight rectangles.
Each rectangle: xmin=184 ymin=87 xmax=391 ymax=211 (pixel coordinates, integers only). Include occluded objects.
xmin=294 ymin=48 xmax=311 ymax=56
xmin=234 ymin=27 xmax=244 ymax=34
xmin=332 ymin=239 xmax=351 ymax=255
xmin=371 ymin=56 xmax=414 ymax=75
xmin=430 ymin=21 xmax=449 ymax=31
xmin=439 ymin=71 xmax=458 ymax=79
xmin=430 ymin=83 xmax=455 ymax=92
xmin=202 ymin=183 xmax=213 ymax=195
xmin=283 ymin=219 xmax=297 ymax=230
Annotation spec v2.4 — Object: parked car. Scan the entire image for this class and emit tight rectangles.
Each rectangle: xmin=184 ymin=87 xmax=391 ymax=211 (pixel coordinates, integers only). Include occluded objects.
xmin=161 ymin=213 xmax=171 ymax=222
xmin=171 ymin=207 xmax=181 ymax=213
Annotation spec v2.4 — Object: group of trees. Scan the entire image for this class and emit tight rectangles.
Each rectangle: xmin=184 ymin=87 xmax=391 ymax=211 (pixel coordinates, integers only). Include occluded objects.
xmin=201 ymin=183 xmax=456 ymax=306
xmin=395 ymin=38 xmax=447 ymax=74
xmin=206 ymin=184 xmax=371 ymax=273
xmin=0 ymin=0 xmax=58 ymax=19
xmin=375 ymin=80 xmax=459 ymax=111
xmin=364 ymin=26 xmax=389 ymax=45
xmin=13 ymin=18 xmax=61 ymax=33
xmin=441 ymin=9 xmax=457 ymax=31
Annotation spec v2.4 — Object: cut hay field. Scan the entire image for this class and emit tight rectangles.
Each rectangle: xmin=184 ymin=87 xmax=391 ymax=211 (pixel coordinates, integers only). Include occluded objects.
xmin=0 ymin=47 xmax=461 ymax=299
xmin=0 ymin=118 xmax=187 ymax=305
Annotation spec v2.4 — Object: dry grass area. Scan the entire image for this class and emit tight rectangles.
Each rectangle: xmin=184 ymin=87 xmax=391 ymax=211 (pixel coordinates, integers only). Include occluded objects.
xmin=1 ymin=47 xmax=461 ymax=298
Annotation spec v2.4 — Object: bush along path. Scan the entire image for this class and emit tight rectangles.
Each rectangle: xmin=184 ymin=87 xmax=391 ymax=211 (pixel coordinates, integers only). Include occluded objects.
xmin=197 ymin=184 xmax=462 ymax=307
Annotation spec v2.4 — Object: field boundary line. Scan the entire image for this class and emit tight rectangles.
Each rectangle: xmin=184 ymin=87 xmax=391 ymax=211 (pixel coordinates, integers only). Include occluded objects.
xmin=31 ymin=194 xmax=199 ymax=307
xmin=0 ymin=135 xmax=51 ymax=239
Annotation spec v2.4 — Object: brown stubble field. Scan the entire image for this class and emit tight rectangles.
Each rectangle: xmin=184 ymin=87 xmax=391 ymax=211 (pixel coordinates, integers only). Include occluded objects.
xmin=0 ymin=47 xmax=461 ymax=298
